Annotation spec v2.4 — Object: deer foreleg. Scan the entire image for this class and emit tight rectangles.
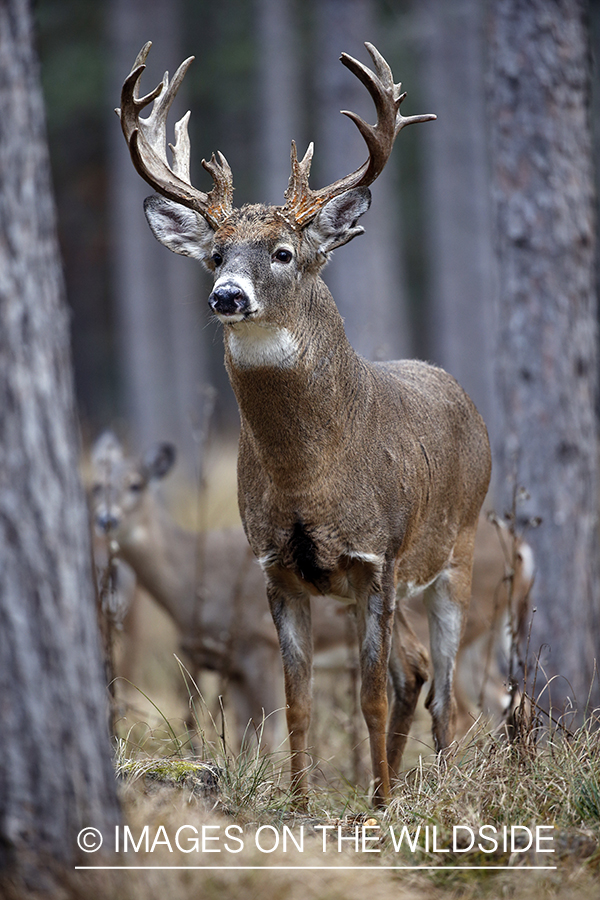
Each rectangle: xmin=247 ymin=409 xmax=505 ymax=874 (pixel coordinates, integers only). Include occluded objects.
xmin=267 ymin=580 xmax=313 ymax=805
xmin=355 ymin=579 xmax=395 ymax=806
xmin=424 ymin=526 xmax=476 ymax=752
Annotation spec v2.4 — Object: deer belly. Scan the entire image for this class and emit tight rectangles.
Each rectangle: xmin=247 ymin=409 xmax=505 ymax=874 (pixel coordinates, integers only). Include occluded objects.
xmin=260 ymin=519 xmax=383 ymax=604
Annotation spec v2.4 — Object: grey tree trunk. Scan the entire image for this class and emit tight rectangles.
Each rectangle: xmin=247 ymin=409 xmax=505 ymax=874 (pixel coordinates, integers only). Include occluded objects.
xmin=487 ymin=0 xmax=599 ymax=712
xmin=107 ymin=0 xmax=207 ymax=481
xmin=313 ymin=0 xmax=413 ymax=360
xmin=420 ymin=0 xmax=497 ymax=450
xmin=0 ymin=0 xmax=120 ymax=888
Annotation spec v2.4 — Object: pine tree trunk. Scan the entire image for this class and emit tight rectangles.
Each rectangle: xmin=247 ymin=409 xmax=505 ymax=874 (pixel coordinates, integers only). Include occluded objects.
xmin=0 ymin=0 xmax=120 ymax=887
xmin=255 ymin=0 xmax=302 ymax=205
xmin=487 ymin=0 xmax=599 ymax=712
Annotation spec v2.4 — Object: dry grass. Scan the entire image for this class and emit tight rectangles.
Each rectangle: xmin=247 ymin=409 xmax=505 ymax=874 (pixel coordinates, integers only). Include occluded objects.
xmin=94 ymin=670 xmax=600 ymax=899
xmin=29 ymin=710 xmax=592 ymax=900
xmin=6 ymin=616 xmax=599 ymax=898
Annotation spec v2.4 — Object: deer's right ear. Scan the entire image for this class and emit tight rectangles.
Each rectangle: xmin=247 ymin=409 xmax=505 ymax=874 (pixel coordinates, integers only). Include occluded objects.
xmin=144 ymin=195 xmax=215 ymax=262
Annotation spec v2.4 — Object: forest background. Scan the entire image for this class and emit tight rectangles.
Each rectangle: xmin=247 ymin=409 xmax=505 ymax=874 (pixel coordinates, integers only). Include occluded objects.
xmin=2 ymin=0 xmax=600 ymax=890
xmin=36 ymin=0 xmax=600 ymax=711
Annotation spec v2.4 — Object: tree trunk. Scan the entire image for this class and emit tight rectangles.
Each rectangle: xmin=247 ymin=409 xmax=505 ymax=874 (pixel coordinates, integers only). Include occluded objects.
xmin=487 ymin=0 xmax=599 ymax=712
xmin=0 ymin=0 xmax=120 ymax=888
xmin=255 ymin=0 xmax=302 ymax=205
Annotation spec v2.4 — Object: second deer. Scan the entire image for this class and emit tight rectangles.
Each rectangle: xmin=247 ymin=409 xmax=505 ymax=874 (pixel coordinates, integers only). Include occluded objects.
xmin=90 ymin=431 xmax=344 ymax=749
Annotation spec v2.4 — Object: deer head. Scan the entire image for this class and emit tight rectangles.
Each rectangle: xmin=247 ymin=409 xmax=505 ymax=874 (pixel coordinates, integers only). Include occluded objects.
xmin=90 ymin=431 xmax=176 ymax=538
xmin=117 ymin=42 xmax=435 ymax=329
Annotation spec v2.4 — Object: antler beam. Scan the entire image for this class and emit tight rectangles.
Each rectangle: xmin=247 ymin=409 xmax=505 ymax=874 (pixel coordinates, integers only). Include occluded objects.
xmin=117 ymin=42 xmax=233 ymax=229
xmin=118 ymin=42 xmax=434 ymax=234
xmin=282 ymin=42 xmax=436 ymax=228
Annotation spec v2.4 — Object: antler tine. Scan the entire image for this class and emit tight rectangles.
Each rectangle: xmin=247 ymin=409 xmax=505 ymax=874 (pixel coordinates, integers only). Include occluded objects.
xmin=170 ymin=110 xmax=192 ymax=181
xmin=118 ymin=42 xmax=233 ymax=229
xmin=283 ymin=141 xmax=314 ymax=210
xmin=141 ymin=57 xmax=195 ymax=164
xmin=281 ymin=42 xmax=436 ymax=228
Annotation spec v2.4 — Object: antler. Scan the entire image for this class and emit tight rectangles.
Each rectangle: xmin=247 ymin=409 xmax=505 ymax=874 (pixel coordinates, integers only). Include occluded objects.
xmin=282 ymin=42 xmax=436 ymax=228
xmin=117 ymin=42 xmax=233 ymax=229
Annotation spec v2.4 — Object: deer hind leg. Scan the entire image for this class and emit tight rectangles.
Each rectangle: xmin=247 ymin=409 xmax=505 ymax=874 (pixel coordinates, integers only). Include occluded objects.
xmin=386 ymin=605 xmax=430 ymax=778
xmin=354 ymin=571 xmax=396 ymax=807
xmin=266 ymin=578 xmax=312 ymax=805
xmin=228 ymin=642 xmax=286 ymax=752
xmin=424 ymin=527 xmax=476 ymax=752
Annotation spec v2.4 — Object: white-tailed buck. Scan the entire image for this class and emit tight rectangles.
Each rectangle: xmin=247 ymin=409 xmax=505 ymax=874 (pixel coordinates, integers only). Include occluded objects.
xmin=118 ymin=42 xmax=492 ymax=805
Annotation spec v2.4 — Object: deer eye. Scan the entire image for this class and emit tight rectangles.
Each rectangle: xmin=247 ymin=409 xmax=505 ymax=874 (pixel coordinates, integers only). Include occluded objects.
xmin=212 ymin=252 xmax=223 ymax=267
xmin=128 ymin=480 xmax=143 ymax=494
xmin=273 ymin=248 xmax=293 ymax=264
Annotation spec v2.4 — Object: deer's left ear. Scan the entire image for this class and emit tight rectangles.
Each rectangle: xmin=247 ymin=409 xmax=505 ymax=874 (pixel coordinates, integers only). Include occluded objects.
xmin=307 ymin=187 xmax=371 ymax=254
xmin=141 ymin=443 xmax=177 ymax=481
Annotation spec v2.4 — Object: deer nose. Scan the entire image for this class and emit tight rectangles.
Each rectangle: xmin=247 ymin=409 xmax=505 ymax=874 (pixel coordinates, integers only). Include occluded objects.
xmin=95 ymin=511 xmax=120 ymax=534
xmin=209 ymin=284 xmax=250 ymax=317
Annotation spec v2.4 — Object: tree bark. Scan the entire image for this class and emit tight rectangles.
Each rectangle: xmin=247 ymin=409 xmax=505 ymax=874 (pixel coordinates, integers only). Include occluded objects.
xmin=0 ymin=0 xmax=120 ymax=887
xmin=255 ymin=0 xmax=302 ymax=205
xmin=487 ymin=0 xmax=599 ymax=712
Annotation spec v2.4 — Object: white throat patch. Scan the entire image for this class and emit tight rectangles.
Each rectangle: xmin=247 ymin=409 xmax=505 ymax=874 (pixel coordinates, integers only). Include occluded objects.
xmin=227 ymin=322 xmax=299 ymax=369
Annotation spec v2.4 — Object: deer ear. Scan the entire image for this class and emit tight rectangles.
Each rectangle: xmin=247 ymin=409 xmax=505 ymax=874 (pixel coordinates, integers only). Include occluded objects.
xmin=307 ymin=187 xmax=371 ymax=254
xmin=141 ymin=442 xmax=176 ymax=481
xmin=144 ymin=195 xmax=215 ymax=262
xmin=91 ymin=430 xmax=123 ymax=465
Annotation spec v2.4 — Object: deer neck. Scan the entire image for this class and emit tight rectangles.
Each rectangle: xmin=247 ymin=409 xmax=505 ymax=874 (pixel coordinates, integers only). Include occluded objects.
xmin=116 ymin=499 xmax=198 ymax=630
xmin=223 ymin=277 xmax=364 ymax=485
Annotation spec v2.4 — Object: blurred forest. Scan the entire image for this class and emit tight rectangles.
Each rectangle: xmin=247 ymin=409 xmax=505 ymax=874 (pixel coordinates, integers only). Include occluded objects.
xmin=36 ymin=0 xmax=496 ymax=466
xmin=3 ymin=0 xmax=600 ymax=884
xmin=32 ymin=0 xmax=600 ymax=707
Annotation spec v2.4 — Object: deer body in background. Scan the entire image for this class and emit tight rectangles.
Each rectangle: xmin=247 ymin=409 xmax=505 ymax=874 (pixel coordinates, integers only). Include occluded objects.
xmin=409 ymin=515 xmax=534 ymax=730
xmin=119 ymin=43 xmax=492 ymax=805
xmin=90 ymin=431 xmax=347 ymax=748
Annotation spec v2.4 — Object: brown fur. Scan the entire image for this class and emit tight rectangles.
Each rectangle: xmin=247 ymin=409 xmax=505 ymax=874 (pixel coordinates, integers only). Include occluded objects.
xmin=89 ymin=433 xmax=351 ymax=748
xmin=141 ymin=190 xmax=492 ymax=807
xmin=228 ymin=278 xmax=490 ymax=802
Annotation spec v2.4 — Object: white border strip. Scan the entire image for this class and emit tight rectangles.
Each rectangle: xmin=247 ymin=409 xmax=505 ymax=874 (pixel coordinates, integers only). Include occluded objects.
xmin=75 ymin=864 xmax=557 ymax=871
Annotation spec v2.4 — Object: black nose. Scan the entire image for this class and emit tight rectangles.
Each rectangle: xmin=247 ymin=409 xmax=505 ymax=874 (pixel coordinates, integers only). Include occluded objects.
xmin=95 ymin=512 xmax=119 ymax=534
xmin=209 ymin=284 xmax=249 ymax=317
